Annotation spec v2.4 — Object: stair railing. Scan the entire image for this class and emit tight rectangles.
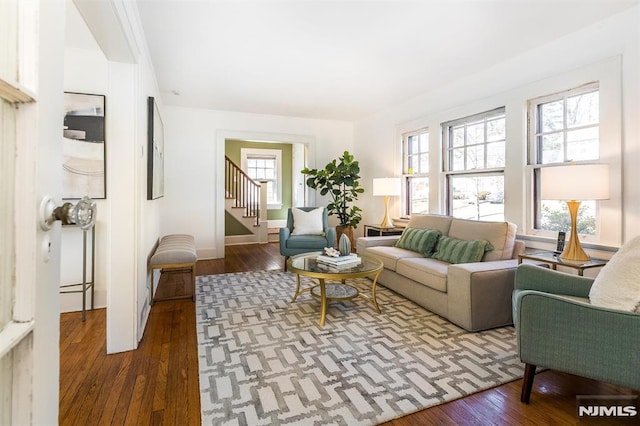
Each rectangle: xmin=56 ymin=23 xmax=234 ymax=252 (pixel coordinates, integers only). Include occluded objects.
xmin=225 ymin=156 xmax=261 ymax=226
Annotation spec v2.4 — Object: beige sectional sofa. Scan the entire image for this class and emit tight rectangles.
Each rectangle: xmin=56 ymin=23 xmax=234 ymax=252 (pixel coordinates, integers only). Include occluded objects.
xmin=356 ymin=214 xmax=525 ymax=331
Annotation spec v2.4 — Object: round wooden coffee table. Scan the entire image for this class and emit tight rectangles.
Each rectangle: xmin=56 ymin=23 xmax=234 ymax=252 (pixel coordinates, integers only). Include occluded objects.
xmin=287 ymin=252 xmax=384 ymax=326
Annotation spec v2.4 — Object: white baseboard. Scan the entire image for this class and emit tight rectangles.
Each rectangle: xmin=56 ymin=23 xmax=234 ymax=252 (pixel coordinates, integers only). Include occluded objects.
xmin=196 ymin=247 xmax=218 ymax=259
xmin=268 ymin=219 xmax=287 ymax=229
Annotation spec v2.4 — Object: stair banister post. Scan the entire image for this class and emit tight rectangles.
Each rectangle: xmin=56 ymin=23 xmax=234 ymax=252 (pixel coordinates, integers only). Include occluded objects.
xmin=259 ymin=180 xmax=268 ymax=242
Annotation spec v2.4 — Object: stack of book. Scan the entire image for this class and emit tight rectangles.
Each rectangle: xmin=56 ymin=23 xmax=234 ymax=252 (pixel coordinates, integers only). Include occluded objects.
xmin=315 ymin=253 xmax=362 ymax=270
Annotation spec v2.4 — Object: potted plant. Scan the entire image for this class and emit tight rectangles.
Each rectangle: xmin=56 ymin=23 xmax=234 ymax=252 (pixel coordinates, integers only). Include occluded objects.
xmin=301 ymin=151 xmax=364 ymax=247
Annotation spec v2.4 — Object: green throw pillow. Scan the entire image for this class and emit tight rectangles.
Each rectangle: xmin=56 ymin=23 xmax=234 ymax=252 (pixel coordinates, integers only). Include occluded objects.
xmin=432 ymin=236 xmax=494 ymax=264
xmin=394 ymin=227 xmax=441 ymax=257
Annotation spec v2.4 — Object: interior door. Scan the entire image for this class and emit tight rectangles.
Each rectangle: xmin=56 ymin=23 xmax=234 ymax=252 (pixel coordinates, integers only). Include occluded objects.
xmin=0 ymin=1 xmax=55 ymax=423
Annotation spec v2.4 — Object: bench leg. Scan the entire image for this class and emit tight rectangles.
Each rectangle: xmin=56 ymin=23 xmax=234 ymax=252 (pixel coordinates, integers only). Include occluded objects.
xmin=191 ymin=264 xmax=196 ymax=302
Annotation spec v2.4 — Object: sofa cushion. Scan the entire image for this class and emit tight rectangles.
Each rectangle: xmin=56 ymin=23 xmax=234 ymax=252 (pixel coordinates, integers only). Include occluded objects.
xmin=407 ymin=214 xmax=453 ymax=236
xmin=396 ymin=258 xmax=449 ymax=292
xmin=394 ymin=227 xmax=441 ymax=257
xmin=448 ymin=218 xmax=516 ymax=261
xmin=366 ymin=246 xmax=423 ymax=271
xmin=589 ymin=236 xmax=640 ymax=312
xmin=433 ymin=236 xmax=493 ymax=264
xmin=286 ymin=235 xmax=329 ymax=249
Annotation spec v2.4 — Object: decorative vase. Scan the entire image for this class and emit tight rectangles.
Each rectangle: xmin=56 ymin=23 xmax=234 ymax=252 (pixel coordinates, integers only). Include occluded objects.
xmin=339 ymin=233 xmax=351 ymax=256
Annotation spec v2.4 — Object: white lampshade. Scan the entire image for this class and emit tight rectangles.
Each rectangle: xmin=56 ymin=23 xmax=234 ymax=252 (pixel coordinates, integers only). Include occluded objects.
xmin=373 ymin=178 xmax=401 ymax=197
xmin=540 ymin=164 xmax=610 ymax=201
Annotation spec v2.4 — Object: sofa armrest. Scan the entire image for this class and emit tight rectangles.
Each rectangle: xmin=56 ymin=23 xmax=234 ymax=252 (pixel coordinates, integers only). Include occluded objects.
xmin=511 ymin=240 xmax=526 ymax=259
xmin=516 ymin=290 xmax=640 ymax=389
xmin=515 ymin=264 xmax=593 ymax=298
xmin=356 ymin=235 xmax=400 ymax=254
xmin=445 ymin=259 xmax=519 ymax=331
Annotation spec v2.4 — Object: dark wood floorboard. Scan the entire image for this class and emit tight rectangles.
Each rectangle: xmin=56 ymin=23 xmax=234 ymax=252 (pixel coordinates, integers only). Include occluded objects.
xmin=60 ymin=242 xmax=638 ymax=425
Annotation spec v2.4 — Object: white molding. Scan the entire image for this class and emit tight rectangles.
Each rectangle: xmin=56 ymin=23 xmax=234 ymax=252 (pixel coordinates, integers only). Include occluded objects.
xmin=0 ymin=322 xmax=33 ymax=359
xmin=216 ymin=130 xmax=315 ymax=259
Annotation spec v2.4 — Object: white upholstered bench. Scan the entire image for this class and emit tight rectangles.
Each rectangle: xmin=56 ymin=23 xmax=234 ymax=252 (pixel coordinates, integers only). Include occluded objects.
xmin=150 ymin=234 xmax=197 ymax=304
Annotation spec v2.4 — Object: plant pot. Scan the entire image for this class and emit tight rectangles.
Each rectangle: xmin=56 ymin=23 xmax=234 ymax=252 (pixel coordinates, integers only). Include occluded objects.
xmin=336 ymin=225 xmax=355 ymax=252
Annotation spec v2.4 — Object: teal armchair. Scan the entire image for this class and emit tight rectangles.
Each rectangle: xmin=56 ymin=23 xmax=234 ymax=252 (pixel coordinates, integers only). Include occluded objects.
xmin=513 ymin=264 xmax=640 ymax=403
xmin=279 ymin=207 xmax=335 ymax=271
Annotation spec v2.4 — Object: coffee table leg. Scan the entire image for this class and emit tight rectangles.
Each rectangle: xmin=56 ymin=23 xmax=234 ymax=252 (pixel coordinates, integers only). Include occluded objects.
xmin=370 ymin=270 xmax=382 ymax=313
xmin=289 ymin=273 xmax=301 ymax=304
xmin=319 ymin=278 xmax=327 ymax=327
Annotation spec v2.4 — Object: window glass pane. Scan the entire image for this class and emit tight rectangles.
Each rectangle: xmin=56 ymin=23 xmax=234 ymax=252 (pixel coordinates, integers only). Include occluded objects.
xmin=265 ymin=168 xmax=275 ymax=179
xmin=419 ymin=153 xmax=429 ymax=173
xmin=466 ymin=144 xmax=484 ymax=170
xmin=409 ymin=135 xmax=420 ymax=155
xmin=247 ymin=159 xmax=256 ymax=168
xmin=567 ymin=127 xmax=599 ymax=161
xmin=451 ymin=148 xmax=465 ymax=171
xmin=540 ymin=100 xmax=563 ymax=132
xmin=450 ymin=175 xmax=504 ymax=221
xmin=466 ymin=122 xmax=484 ymax=145
xmin=419 ymin=133 xmax=429 ymax=152
xmin=451 ymin=126 xmax=464 ymax=147
xmin=0 ymin=348 xmax=12 ymax=424
xmin=1 ymin=99 xmax=16 ymax=330
xmin=540 ymin=200 xmax=596 ymax=236
xmin=540 ymin=133 xmax=563 ymax=164
xmin=408 ymin=177 xmax=429 ymax=214
xmin=407 ymin=154 xmax=415 ymax=173
xmin=486 ymin=118 xmax=505 ymax=142
xmin=486 ymin=141 xmax=505 ymax=168
xmin=567 ymin=91 xmax=598 ymax=128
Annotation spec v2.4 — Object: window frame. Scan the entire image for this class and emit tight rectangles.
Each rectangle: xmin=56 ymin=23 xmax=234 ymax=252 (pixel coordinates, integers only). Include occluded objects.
xmin=528 ymin=82 xmax=605 ymax=238
xmin=442 ymin=107 xmax=506 ymax=220
xmin=401 ymin=128 xmax=429 ymax=216
xmin=241 ymin=147 xmax=282 ymax=210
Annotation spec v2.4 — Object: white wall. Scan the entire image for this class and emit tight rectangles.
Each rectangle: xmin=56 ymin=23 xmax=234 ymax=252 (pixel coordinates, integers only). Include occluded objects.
xmin=355 ymin=6 xmax=640 ymax=248
xmin=61 ymin=46 xmax=109 ymax=313
xmin=63 ymin=0 xmax=164 ymax=351
xmin=162 ymin=107 xmax=354 ymax=258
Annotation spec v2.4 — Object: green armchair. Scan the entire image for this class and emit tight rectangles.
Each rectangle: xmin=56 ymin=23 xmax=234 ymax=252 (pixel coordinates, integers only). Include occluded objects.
xmin=279 ymin=207 xmax=335 ymax=271
xmin=513 ymin=264 xmax=640 ymax=403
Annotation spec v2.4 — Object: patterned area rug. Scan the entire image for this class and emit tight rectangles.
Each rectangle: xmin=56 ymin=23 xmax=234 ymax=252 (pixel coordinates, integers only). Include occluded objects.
xmin=196 ymin=271 xmax=523 ymax=425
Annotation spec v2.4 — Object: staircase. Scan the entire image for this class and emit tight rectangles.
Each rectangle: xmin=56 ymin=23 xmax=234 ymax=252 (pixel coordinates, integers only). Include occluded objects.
xmin=224 ymin=156 xmax=268 ymax=245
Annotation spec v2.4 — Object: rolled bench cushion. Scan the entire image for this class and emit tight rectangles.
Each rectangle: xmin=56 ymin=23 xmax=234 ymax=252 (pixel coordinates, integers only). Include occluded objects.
xmin=150 ymin=235 xmax=197 ymax=266
xmin=150 ymin=234 xmax=197 ymax=304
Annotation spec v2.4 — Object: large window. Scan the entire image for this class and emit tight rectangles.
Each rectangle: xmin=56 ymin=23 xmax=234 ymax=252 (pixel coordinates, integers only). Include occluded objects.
xmin=241 ymin=148 xmax=282 ymax=210
xmin=402 ymin=129 xmax=429 ymax=215
xmin=530 ymin=83 xmax=600 ymax=235
xmin=443 ymin=108 xmax=506 ymax=221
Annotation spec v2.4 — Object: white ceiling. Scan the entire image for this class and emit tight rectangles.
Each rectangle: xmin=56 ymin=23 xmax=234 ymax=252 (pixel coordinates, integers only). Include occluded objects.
xmin=132 ymin=0 xmax=638 ymax=121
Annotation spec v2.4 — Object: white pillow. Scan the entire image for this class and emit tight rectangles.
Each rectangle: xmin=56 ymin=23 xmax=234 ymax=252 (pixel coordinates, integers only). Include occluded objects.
xmin=291 ymin=207 xmax=325 ymax=236
xmin=589 ymin=236 xmax=640 ymax=312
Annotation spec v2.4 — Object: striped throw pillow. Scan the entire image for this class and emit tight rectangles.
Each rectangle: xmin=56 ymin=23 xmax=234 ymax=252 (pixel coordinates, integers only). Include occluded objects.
xmin=394 ymin=227 xmax=441 ymax=257
xmin=432 ymin=236 xmax=494 ymax=264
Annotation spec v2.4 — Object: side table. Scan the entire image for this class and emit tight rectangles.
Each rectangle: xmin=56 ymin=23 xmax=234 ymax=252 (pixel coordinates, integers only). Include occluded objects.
xmin=363 ymin=224 xmax=404 ymax=237
xmin=518 ymin=251 xmax=608 ymax=276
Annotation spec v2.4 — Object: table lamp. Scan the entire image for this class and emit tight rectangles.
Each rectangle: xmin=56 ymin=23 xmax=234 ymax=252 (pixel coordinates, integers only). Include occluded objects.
xmin=540 ymin=164 xmax=609 ymax=262
xmin=373 ymin=177 xmax=401 ymax=228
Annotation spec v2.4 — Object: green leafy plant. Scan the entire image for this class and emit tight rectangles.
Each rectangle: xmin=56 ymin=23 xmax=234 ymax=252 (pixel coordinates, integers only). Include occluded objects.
xmin=301 ymin=151 xmax=364 ymax=228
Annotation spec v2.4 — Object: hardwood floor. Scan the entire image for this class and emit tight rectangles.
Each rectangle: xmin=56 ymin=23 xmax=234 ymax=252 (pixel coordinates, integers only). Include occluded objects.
xmin=60 ymin=242 xmax=637 ymax=425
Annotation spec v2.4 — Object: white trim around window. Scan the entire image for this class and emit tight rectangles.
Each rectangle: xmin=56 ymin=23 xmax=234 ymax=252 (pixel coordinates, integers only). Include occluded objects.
xmin=241 ymin=148 xmax=282 ymax=210
xmin=524 ymin=61 xmax=622 ymax=248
